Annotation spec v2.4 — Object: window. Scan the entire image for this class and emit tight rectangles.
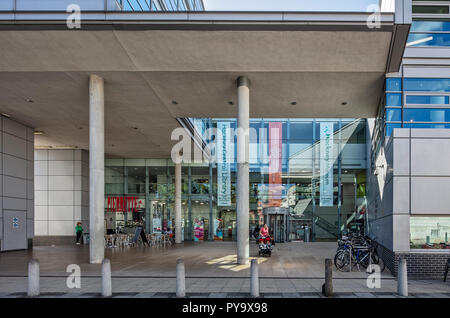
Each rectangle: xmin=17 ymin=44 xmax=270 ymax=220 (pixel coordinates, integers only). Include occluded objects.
xmin=411 ymin=21 xmax=450 ymax=32
xmin=385 ymin=123 xmax=401 ymax=136
xmin=289 ymin=122 xmax=313 ymax=141
xmin=410 ymin=216 xmax=450 ymax=249
xmin=386 ymin=78 xmax=402 ymax=92
xmin=408 ymin=20 xmax=450 ymax=47
xmin=386 ymin=108 xmax=402 ymax=122
xmin=407 ymin=33 xmax=450 ymax=47
xmin=406 ymin=95 xmax=449 ymax=105
xmin=386 ymin=93 xmax=402 ymax=106
xmin=404 ymin=108 xmax=450 ymax=122
xmin=404 ymin=78 xmax=450 ymax=92
xmin=412 ymin=6 xmax=449 ymax=14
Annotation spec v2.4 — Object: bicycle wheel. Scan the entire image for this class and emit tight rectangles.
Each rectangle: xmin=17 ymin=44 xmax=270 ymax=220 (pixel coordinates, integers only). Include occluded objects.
xmin=372 ymin=247 xmax=386 ymax=273
xmin=334 ymin=250 xmax=351 ymax=272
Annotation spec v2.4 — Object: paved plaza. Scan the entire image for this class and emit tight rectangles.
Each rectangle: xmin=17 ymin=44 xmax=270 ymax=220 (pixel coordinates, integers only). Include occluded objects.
xmin=0 ymin=242 xmax=448 ymax=298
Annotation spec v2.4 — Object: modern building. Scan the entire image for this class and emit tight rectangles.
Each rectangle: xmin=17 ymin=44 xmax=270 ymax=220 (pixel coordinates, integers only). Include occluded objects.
xmin=0 ymin=0 xmax=448 ymax=278
xmin=367 ymin=1 xmax=450 ymax=278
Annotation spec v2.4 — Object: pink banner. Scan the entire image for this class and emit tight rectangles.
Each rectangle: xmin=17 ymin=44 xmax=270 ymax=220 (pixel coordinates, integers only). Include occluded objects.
xmin=268 ymin=122 xmax=283 ymax=207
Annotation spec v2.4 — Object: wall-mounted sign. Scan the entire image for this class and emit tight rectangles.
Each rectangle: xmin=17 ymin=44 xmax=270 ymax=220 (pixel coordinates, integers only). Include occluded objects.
xmin=107 ymin=196 xmax=143 ymax=212
xmin=217 ymin=122 xmax=231 ymax=206
xmin=320 ymin=122 xmax=334 ymax=207
xmin=12 ymin=217 xmax=19 ymax=229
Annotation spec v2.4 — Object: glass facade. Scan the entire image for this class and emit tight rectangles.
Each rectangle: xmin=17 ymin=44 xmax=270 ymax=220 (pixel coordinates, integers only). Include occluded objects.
xmin=105 ymin=119 xmax=368 ymax=242
xmin=374 ymin=77 xmax=450 ymax=250
xmin=408 ymin=20 xmax=450 ymax=47
xmin=382 ymin=77 xmax=450 ymax=138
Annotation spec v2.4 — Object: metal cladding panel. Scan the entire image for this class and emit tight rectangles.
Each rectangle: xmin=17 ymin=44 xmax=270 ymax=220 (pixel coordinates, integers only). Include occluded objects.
xmin=2 ymin=210 xmax=27 ymax=251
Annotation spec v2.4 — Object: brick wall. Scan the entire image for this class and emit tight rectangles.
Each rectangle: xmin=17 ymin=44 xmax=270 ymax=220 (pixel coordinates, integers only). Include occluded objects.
xmin=378 ymin=243 xmax=449 ymax=280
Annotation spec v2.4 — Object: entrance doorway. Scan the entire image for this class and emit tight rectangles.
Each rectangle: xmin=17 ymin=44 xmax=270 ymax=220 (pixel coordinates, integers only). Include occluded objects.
xmin=263 ymin=207 xmax=288 ymax=243
xmin=220 ymin=209 xmax=236 ymax=241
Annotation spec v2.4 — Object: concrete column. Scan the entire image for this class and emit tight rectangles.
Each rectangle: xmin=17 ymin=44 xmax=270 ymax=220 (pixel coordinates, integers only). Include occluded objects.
xmin=175 ymin=161 xmax=182 ymax=244
xmin=89 ymin=74 xmax=105 ymax=264
xmin=236 ymin=76 xmax=250 ymax=265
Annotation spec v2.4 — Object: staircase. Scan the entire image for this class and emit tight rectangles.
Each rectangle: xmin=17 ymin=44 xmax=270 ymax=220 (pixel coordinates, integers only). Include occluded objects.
xmin=304 ymin=211 xmax=339 ymax=238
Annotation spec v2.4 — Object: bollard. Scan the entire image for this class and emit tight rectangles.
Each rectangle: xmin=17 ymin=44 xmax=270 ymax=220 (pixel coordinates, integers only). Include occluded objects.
xmin=250 ymin=259 xmax=259 ymax=297
xmin=176 ymin=258 xmax=186 ymax=297
xmin=397 ymin=257 xmax=408 ymax=297
xmin=323 ymin=258 xmax=333 ymax=297
xmin=102 ymin=258 xmax=112 ymax=297
xmin=28 ymin=259 xmax=40 ymax=297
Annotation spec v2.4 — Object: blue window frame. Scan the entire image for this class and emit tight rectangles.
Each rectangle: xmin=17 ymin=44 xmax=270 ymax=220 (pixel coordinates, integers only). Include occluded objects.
xmin=406 ymin=95 xmax=449 ymax=105
xmin=407 ymin=33 xmax=450 ymax=47
xmin=411 ymin=21 xmax=450 ymax=32
xmin=386 ymin=93 xmax=402 ymax=106
xmin=404 ymin=109 xmax=450 ymax=123
xmin=404 ymin=79 xmax=450 ymax=92
xmin=386 ymin=78 xmax=402 ymax=92
xmin=386 ymin=108 xmax=402 ymax=122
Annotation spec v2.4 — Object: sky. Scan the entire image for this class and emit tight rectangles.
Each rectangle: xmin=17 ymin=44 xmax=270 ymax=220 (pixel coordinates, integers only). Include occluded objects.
xmin=203 ymin=0 xmax=379 ymax=12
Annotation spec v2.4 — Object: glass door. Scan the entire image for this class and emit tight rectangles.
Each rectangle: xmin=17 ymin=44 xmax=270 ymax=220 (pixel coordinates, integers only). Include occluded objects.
xmin=268 ymin=214 xmax=286 ymax=243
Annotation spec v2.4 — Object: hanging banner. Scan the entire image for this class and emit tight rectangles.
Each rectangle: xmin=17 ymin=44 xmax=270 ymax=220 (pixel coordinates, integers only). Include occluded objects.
xmin=217 ymin=122 xmax=231 ymax=206
xmin=268 ymin=122 xmax=283 ymax=207
xmin=320 ymin=122 xmax=334 ymax=206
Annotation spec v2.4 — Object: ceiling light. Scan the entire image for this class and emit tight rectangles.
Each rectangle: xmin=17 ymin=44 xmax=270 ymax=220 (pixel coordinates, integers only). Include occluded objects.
xmin=1 ymin=113 xmax=10 ymax=118
xmin=33 ymin=131 xmax=45 ymax=135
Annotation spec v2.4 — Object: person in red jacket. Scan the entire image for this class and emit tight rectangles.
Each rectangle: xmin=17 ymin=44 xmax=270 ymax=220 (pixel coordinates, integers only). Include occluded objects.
xmin=259 ymin=224 xmax=271 ymax=244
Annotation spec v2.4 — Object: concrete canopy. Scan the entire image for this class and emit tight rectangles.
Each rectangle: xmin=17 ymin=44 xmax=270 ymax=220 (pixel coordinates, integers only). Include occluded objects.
xmin=0 ymin=12 xmax=407 ymax=158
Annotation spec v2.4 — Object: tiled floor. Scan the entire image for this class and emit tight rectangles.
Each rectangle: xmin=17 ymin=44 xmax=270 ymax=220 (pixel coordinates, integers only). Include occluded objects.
xmin=0 ymin=241 xmax=449 ymax=297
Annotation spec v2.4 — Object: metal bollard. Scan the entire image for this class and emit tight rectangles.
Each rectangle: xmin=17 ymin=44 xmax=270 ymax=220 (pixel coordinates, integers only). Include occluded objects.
xmin=323 ymin=258 xmax=333 ymax=297
xmin=102 ymin=258 xmax=112 ymax=297
xmin=397 ymin=257 xmax=408 ymax=297
xmin=28 ymin=259 xmax=40 ymax=297
xmin=176 ymin=258 xmax=186 ymax=297
xmin=250 ymin=259 xmax=259 ymax=297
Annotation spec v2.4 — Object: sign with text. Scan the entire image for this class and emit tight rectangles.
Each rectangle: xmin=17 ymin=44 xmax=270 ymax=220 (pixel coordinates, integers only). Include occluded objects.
xmin=107 ymin=196 xmax=143 ymax=213
xmin=320 ymin=122 xmax=334 ymax=207
xmin=217 ymin=121 xmax=231 ymax=206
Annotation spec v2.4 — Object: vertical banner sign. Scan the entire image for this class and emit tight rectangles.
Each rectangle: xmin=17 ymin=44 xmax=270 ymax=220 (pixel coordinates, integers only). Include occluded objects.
xmin=320 ymin=122 xmax=334 ymax=206
xmin=217 ymin=122 xmax=231 ymax=206
xmin=268 ymin=122 xmax=283 ymax=207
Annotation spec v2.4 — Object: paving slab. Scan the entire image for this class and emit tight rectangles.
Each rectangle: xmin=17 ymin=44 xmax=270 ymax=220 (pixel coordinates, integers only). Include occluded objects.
xmin=354 ymin=292 xmax=377 ymax=298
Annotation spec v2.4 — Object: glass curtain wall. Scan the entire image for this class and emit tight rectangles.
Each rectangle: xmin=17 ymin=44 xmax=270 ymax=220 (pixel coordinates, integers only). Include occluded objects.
xmin=104 ymin=119 xmax=367 ymax=242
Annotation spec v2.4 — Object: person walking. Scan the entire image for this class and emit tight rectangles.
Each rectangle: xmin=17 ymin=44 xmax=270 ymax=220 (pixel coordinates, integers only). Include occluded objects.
xmin=75 ymin=222 xmax=83 ymax=245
